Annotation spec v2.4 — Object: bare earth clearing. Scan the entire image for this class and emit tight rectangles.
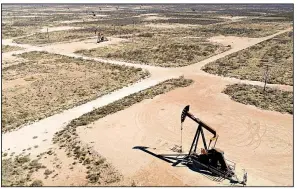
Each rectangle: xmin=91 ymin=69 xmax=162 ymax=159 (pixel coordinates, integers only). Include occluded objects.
xmin=1 ymin=4 xmax=293 ymax=187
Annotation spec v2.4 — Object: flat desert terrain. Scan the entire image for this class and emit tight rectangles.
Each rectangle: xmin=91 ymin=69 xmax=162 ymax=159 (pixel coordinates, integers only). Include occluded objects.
xmin=1 ymin=4 xmax=293 ymax=187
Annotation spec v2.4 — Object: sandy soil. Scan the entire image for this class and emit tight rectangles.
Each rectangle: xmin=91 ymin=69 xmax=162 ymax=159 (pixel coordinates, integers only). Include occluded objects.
xmin=2 ymin=52 xmax=28 ymax=68
xmin=219 ymin=16 xmax=249 ymax=21
xmin=208 ymin=35 xmax=256 ymax=47
xmin=136 ymin=13 xmax=159 ymax=17
xmin=143 ymin=16 xmax=169 ymax=21
xmin=29 ymin=146 xmax=89 ymax=186
xmin=77 ymin=74 xmax=292 ymax=186
xmin=145 ymin=23 xmax=197 ymax=29
xmin=2 ymin=16 xmax=293 ymax=186
xmin=40 ymin=26 xmax=81 ymax=33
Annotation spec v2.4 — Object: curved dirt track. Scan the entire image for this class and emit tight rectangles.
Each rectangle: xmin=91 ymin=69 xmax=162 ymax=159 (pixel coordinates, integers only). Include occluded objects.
xmin=2 ymin=26 xmax=293 ymax=186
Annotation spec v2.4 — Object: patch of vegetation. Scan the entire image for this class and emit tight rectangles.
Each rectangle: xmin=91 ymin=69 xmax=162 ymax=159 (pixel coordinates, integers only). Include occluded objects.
xmin=71 ymin=17 xmax=143 ymax=26
xmin=52 ymin=77 xmax=193 ymax=184
xmin=13 ymin=28 xmax=95 ymax=45
xmin=76 ymin=36 xmax=230 ymax=67
xmin=149 ymin=18 xmax=223 ymax=25
xmin=2 ymin=45 xmax=24 ymax=53
xmin=30 ymin=180 xmax=43 ymax=186
xmin=251 ymin=17 xmax=292 ymax=23
xmin=1 ymin=24 xmax=40 ymax=39
xmin=223 ymin=84 xmax=293 ymax=114
xmin=137 ymin=32 xmax=154 ymax=37
xmin=2 ymin=155 xmax=46 ymax=186
xmin=202 ymin=31 xmax=293 ymax=85
xmin=265 ymin=11 xmax=293 ymax=21
xmin=2 ymin=51 xmax=149 ymax=132
xmin=195 ymin=20 xmax=290 ymax=37
xmin=161 ymin=13 xmax=212 ymax=19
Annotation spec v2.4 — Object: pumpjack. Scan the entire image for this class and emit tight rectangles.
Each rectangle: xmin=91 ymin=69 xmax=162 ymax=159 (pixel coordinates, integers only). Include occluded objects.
xmin=179 ymin=105 xmax=246 ymax=184
xmin=134 ymin=105 xmax=247 ymax=185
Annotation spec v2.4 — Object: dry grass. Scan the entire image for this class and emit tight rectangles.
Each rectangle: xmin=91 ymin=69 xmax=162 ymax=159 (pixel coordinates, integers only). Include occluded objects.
xmin=12 ymin=22 xmax=156 ymax=45
xmin=2 ymin=51 xmax=149 ymax=132
xmin=203 ymin=31 xmax=293 ymax=85
xmin=13 ymin=28 xmax=95 ymax=45
xmin=223 ymin=84 xmax=293 ymax=114
xmin=148 ymin=18 xmax=224 ymax=25
xmin=2 ymin=155 xmax=46 ymax=186
xmin=75 ymin=36 xmax=230 ymax=67
xmin=2 ymin=24 xmax=40 ymax=39
xmin=2 ymin=45 xmax=24 ymax=53
xmin=52 ymin=77 xmax=193 ymax=185
xmin=187 ymin=20 xmax=291 ymax=37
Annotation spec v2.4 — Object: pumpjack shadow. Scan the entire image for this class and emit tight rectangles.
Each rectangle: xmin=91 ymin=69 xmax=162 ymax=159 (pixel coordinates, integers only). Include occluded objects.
xmin=133 ymin=105 xmax=247 ymax=186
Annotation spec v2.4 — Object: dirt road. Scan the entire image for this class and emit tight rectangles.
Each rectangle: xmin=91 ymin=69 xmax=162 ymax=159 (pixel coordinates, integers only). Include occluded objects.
xmin=1 ymin=26 xmax=293 ymax=186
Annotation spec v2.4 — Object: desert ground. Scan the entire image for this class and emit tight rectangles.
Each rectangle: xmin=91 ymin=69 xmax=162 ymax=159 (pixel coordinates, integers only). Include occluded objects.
xmin=1 ymin=4 xmax=293 ymax=186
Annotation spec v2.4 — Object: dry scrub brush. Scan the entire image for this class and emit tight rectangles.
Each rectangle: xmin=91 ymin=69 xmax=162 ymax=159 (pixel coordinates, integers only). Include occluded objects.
xmin=188 ymin=20 xmax=291 ymax=38
xmin=203 ymin=31 xmax=293 ymax=85
xmin=13 ymin=28 xmax=95 ymax=45
xmin=2 ymin=155 xmax=46 ymax=186
xmin=2 ymin=45 xmax=24 ymax=53
xmin=2 ymin=51 xmax=149 ymax=132
xmin=76 ymin=36 xmax=230 ymax=67
xmin=223 ymin=83 xmax=293 ymax=114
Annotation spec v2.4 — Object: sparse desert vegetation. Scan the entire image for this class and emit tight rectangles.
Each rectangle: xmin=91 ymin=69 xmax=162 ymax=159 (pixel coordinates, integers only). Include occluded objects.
xmin=203 ymin=31 xmax=293 ymax=85
xmin=75 ymin=36 xmax=230 ymax=67
xmin=2 ymin=3 xmax=293 ymax=187
xmin=148 ymin=18 xmax=224 ymax=25
xmin=223 ymin=84 xmax=293 ymax=114
xmin=2 ymin=45 xmax=24 ymax=53
xmin=2 ymin=51 xmax=149 ymax=132
xmin=13 ymin=28 xmax=94 ymax=45
xmin=194 ymin=20 xmax=291 ymax=37
xmin=2 ymin=23 xmax=40 ymax=39
xmin=2 ymin=155 xmax=46 ymax=186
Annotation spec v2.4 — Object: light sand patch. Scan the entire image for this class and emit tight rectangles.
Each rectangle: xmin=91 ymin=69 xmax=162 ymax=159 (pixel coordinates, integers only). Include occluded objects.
xmin=40 ymin=26 xmax=81 ymax=33
xmin=207 ymin=35 xmax=256 ymax=48
xmin=145 ymin=23 xmax=196 ymax=29
xmin=30 ymin=147 xmax=88 ymax=186
xmin=219 ymin=16 xmax=248 ymax=21
xmin=133 ymin=13 xmax=159 ymax=18
xmin=2 ymin=53 xmax=28 ymax=68
xmin=143 ymin=16 xmax=169 ymax=21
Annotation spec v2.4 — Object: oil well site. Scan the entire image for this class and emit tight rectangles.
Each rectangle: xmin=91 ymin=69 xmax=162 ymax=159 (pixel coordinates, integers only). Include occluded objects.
xmin=1 ymin=3 xmax=293 ymax=186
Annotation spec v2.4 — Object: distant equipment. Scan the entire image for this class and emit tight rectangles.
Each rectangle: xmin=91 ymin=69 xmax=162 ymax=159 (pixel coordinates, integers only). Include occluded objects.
xmin=96 ymin=32 xmax=108 ymax=43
